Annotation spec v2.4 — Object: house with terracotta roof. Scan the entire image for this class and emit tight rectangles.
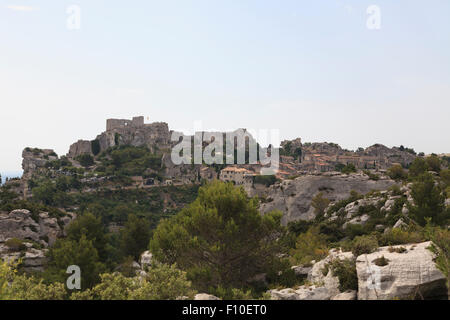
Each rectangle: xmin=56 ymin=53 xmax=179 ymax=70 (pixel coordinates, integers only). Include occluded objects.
xmin=219 ymin=166 xmax=254 ymax=185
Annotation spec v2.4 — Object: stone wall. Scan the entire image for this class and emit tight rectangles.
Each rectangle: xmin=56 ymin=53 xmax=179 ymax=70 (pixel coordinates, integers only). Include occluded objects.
xmin=106 ymin=116 xmax=145 ymax=131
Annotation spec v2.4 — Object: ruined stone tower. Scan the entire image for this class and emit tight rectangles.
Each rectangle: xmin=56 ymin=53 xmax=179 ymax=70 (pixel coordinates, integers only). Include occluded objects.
xmin=67 ymin=116 xmax=170 ymax=158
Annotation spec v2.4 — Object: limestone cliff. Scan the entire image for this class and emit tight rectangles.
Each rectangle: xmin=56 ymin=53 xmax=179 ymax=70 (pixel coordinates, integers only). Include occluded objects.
xmin=0 ymin=209 xmax=75 ymax=271
xmin=256 ymin=172 xmax=396 ymax=225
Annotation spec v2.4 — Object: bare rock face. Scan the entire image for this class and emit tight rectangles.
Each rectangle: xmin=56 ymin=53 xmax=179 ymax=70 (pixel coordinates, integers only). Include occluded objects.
xmin=269 ymin=286 xmax=332 ymax=300
xmin=22 ymin=148 xmax=57 ymax=177
xmin=0 ymin=243 xmax=48 ymax=272
xmin=95 ymin=120 xmax=171 ymax=154
xmin=194 ymin=293 xmax=221 ymax=300
xmin=307 ymin=249 xmax=355 ymax=299
xmin=291 ymin=265 xmax=312 ymax=276
xmin=269 ymin=288 xmax=300 ymax=300
xmin=68 ymin=140 xmax=93 ymax=158
xmin=259 ymin=173 xmax=396 ymax=225
xmin=140 ymin=251 xmax=153 ymax=269
xmin=356 ymin=242 xmax=448 ymax=300
xmin=0 ymin=208 xmax=74 ymax=272
xmin=161 ymin=153 xmax=200 ymax=183
xmin=331 ymin=290 xmax=357 ymax=300
xmin=270 ymin=249 xmax=356 ymax=300
xmin=0 ymin=209 xmax=41 ymax=243
xmin=0 ymin=209 xmax=74 ymax=247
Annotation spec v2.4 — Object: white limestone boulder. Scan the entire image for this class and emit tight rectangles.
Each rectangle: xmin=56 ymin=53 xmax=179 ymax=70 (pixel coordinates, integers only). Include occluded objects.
xmin=356 ymin=241 xmax=447 ymax=300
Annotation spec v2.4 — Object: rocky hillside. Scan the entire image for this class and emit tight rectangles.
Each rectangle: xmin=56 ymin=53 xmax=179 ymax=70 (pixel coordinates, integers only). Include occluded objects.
xmin=0 ymin=209 xmax=75 ymax=272
xmin=269 ymin=241 xmax=448 ymax=300
xmin=256 ymin=172 xmax=396 ymax=224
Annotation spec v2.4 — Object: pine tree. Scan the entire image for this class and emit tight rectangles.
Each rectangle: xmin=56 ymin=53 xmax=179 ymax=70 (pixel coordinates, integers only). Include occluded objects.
xmin=150 ymin=181 xmax=285 ymax=291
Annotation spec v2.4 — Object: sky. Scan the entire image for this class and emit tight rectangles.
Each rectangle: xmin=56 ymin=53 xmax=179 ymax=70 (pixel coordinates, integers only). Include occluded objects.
xmin=1 ymin=0 xmax=450 ymax=173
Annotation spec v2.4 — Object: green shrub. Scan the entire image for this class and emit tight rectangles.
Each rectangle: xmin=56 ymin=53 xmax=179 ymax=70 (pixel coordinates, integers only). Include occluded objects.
xmin=409 ymin=172 xmax=447 ymax=226
xmin=351 ymin=235 xmax=378 ymax=256
xmin=70 ymin=263 xmax=195 ymax=300
xmin=329 ymin=259 xmax=358 ymax=292
xmin=440 ymin=169 xmax=450 ymax=188
xmin=388 ymin=185 xmax=403 ymax=196
xmin=424 ymin=221 xmax=450 ymax=288
xmin=408 ymin=158 xmax=428 ymax=178
xmin=265 ymin=261 xmax=304 ymax=290
xmin=387 ymin=164 xmax=407 ymax=180
xmin=6 ymin=275 xmax=66 ymax=300
xmin=373 ymin=255 xmax=389 ymax=266
xmin=344 ymin=224 xmax=368 ymax=239
xmin=291 ymin=227 xmax=329 ymax=265
xmin=311 ymin=192 xmax=330 ymax=218
xmin=327 ymin=190 xmax=362 ymax=216
xmin=131 ymin=263 xmax=194 ymax=300
xmin=388 ymin=246 xmax=407 ymax=253
xmin=91 ymin=139 xmax=101 ymax=156
xmin=5 ymin=238 xmax=26 ymax=251
xmin=287 ymin=220 xmax=313 ymax=237
xmin=99 ymin=146 xmax=162 ymax=177
xmin=253 ymin=175 xmax=278 ymax=187
xmin=379 ymin=228 xmax=424 ymax=246
xmin=76 ymin=154 xmax=94 ymax=167
xmin=425 ymin=155 xmax=441 ymax=173
xmin=210 ymin=286 xmax=253 ymax=300
xmin=363 ymin=170 xmax=380 ymax=181
xmin=340 ymin=164 xmax=357 ymax=174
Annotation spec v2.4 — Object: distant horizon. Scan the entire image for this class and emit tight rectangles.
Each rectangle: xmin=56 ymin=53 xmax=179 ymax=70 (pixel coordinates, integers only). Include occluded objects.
xmin=2 ymin=116 xmax=448 ymax=173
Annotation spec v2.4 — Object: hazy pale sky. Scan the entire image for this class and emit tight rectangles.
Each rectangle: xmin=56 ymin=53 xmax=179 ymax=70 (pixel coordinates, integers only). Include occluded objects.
xmin=1 ymin=0 xmax=450 ymax=173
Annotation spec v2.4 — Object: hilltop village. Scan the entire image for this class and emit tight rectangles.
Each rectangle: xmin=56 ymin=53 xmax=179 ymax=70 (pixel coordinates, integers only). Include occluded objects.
xmin=13 ymin=116 xmax=418 ymax=196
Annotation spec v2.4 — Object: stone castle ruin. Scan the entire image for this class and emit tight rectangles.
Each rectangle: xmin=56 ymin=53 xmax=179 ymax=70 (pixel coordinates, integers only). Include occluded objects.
xmin=106 ymin=116 xmax=145 ymax=131
xmin=68 ymin=116 xmax=171 ymax=158
xmin=21 ymin=116 xmax=418 ymax=185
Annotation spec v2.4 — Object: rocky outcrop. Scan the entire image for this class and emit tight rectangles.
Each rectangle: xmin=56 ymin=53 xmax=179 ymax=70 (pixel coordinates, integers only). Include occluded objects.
xmin=269 ymin=241 xmax=448 ymax=300
xmin=331 ymin=290 xmax=357 ymax=300
xmin=270 ymin=286 xmax=331 ymax=300
xmin=68 ymin=140 xmax=92 ymax=158
xmin=291 ymin=265 xmax=312 ymax=276
xmin=270 ymin=249 xmax=355 ymax=300
xmin=360 ymin=144 xmax=416 ymax=168
xmin=0 ymin=209 xmax=73 ymax=246
xmin=307 ymin=249 xmax=355 ymax=298
xmin=324 ymin=183 xmax=418 ymax=233
xmin=140 ymin=251 xmax=153 ymax=269
xmin=0 ymin=242 xmax=48 ymax=272
xmin=22 ymin=148 xmax=57 ymax=177
xmin=194 ymin=293 xmax=221 ymax=300
xmin=259 ymin=173 xmax=396 ymax=225
xmin=0 ymin=209 xmax=75 ymax=271
xmin=95 ymin=119 xmax=171 ymax=155
xmin=356 ymin=241 xmax=448 ymax=300
xmin=161 ymin=153 xmax=200 ymax=183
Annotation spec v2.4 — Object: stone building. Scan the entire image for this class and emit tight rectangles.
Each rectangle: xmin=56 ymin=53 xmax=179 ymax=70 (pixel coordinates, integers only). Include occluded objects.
xmin=219 ymin=166 xmax=254 ymax=185
xmin=106 ymin=116 xmax=145 ymax=131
